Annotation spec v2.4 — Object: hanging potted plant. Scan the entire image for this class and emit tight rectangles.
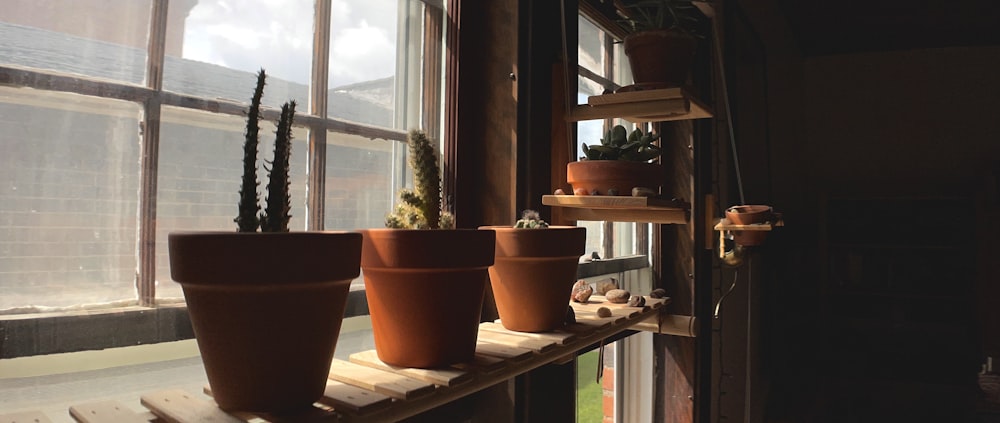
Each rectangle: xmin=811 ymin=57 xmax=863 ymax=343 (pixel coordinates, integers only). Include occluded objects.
xmin=568 ymin=124 xmax=662 ymax=195
xmin=618 ymin=0 xmax=708 ymax=90
xmin=360 ymin=129 xmax=495 ymax=368
xmin=168 ymin=70 xmax=362 ymax=413
xmin=481 ymin=210 xmax=586 ymax=332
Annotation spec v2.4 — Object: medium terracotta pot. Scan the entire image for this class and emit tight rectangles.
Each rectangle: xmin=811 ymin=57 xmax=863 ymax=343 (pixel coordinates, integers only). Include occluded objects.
xmin=482 ymin=226 xmax=586 ymax=332
xmin=567 ymin=160 xmax=661 ymax=195
xmin=623 ymin=29 xmax=697 ymax=87
xmin=360 ymin=229 xmax=495 ymax=368
xmin=168 ymin=231 xmax=362 ymax=413
xmin=725 ymin=205 xmax=773 ymax=246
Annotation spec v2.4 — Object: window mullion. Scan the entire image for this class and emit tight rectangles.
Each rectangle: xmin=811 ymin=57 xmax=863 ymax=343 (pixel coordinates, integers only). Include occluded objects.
xmin=136 ymin=0 xmax=168 ymax=306
xmin=307 ymin=0 xmax=333 ymax=230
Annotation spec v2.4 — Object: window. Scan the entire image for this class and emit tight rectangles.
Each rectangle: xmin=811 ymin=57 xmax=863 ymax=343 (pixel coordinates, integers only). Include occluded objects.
xmin=574 ymin=12 xmax=654 ymax=423
xmin=0 ymin=1 xmax=442 ymax=316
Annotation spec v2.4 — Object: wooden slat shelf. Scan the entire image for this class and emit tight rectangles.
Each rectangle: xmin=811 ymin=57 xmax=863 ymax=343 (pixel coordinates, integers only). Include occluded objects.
xmin=66 ymin=297 xmax=672 ymax=423
xmin=567 ymin=87 xmax=713 ymax=123
xmin=542 ymin=194 xmax=689 ymax=224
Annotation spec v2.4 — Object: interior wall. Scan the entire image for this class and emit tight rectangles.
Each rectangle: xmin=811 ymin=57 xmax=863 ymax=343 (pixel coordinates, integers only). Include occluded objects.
xmin=750 ymin=46 xmax=1000 ymax=421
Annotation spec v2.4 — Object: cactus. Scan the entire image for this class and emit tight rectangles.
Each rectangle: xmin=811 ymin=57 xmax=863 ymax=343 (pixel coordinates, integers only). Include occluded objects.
xmin=234 ymin=69 xmax=297 ymax=233
xmin=514 ymin=209 xmax=549 ymax=228
xmin=581 ymin=124 xmax=662 ymax=162
xmin=385 ymin=129 xmax=455 ymax=229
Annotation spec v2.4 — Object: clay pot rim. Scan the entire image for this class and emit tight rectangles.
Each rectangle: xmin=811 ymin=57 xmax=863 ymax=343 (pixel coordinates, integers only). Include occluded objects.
xmin=359 ymin=228 xmax=496 ymax=268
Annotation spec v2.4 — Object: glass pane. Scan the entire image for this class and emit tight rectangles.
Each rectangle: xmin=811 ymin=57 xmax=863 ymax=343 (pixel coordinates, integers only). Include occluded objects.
xmin=0 ymin=2 xmax=150 ymax=84
xmin=167 ymin=0 xmax=312 ymax=108
xmin=324 ymin=132 xmax=401 ymax=230
xmin=0 ymin=87 xmax=141 ymax=310
xmin=156 ymin=106 xmax=309 ymax=299
xmin=578 ymin=16 xmax=606 ymax=97
xmin=327 ymin=0 xmax=400 ymax=126
xmin=577 ymin=348 xmax=612 ymax=422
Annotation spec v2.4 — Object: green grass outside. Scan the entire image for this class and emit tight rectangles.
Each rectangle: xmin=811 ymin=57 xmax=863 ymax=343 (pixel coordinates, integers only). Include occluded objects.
xmin=577 ymin=349 xmax=603 ymax=423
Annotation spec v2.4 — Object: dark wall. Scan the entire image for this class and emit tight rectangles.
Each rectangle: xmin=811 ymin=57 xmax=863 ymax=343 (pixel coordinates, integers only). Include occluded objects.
xmin=733 ymin=30 xmax=1000 ymax=421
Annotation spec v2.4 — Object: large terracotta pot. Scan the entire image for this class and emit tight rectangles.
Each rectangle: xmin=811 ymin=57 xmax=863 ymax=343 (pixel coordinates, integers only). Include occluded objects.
xmin=168 ymin=231 xmax=362 ymax=413
xmin=623 ymin=28 xmax=697 ymax=87
xmin=725 ymin=205 xmax=773 ymax=246
xmin=360 ymin=229 xmax=495 ymax=368
xmin=482 ymin=226 xmax=586 ymax=332
xmin=567 ymin=160 xmax=661 ymax=195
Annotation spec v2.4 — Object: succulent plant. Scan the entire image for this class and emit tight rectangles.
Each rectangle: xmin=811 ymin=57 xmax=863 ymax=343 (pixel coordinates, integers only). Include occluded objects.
xmin=581 ymin=124 xmax=662 ymax=162
xmin=235 ymin=69 xmax=296 ymax=233
xmin=514 ymin=209 xmax=549 ymax=228
xmin=385 ymin=129 xmax=455 ymax=229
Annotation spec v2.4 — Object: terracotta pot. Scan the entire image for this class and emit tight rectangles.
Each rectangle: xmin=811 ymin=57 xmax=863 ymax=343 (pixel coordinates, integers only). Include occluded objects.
xmin=168 ymin=231 xmax=362 ymax=413
xmin=623 ymin=29 xmax=697 ymax=87
xmin=360 ymin=229 xmax=495 ymax=368
xmin=482 ymin=226 xmax=586 ymax=332
xmin=567 ymin=160 xmax=661 ymax=195
xmin=724 ymin=205 xmax=773 ymax=246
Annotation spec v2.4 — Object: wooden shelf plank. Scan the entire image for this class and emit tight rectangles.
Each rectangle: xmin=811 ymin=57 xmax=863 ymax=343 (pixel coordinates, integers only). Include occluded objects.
xmin=319 ymin=380 xmax=393 ymax=415
xmin=328 ymin=360 xmax=436 ymax=400
xmin=713 ymin=217 xmax=784 ymax=231
xmin=2 ymin=410 xmax=54 ymax=423
xmin=348 ymin=350 xmax=471 ymax=388
xmin=140 ymin=390 xmax=245 ymax=423
xmin=542 ymin=195 xmax=688 ymax=224
xmin=478 ymin=322 xmax=577 ymax=345
xmin=70 ymin=401 xmax=148 ymax=423
xmin=567 ymin=88 xmax=713 ymax=123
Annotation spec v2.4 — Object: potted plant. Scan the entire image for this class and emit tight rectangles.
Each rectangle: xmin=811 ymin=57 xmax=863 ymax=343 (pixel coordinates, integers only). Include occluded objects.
xmin=168 ymin=70 xmax=362 ymax=412
xmin=481 ymin=210 xmax=586 ymax=332
xmin=617 ymin=0 xmax=708 ymax=90
xmin=567 ymin=124 xmax=662 ymax=195
xmin=360 ymin=129 xmax=496 ymax=368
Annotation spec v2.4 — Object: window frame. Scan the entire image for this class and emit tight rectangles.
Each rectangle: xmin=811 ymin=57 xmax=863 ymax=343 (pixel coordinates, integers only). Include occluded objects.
xmin=0 ymin=0 xmax=444 ymax=357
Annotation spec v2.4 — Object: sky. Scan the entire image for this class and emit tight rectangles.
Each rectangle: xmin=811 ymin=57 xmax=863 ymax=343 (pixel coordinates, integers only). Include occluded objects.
xmin=182 ymin=0 xmax=398 ymax=89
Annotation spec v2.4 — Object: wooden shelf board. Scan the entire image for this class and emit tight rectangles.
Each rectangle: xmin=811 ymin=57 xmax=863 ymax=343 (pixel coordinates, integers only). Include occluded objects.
xmin=567 ymin=88 xmax=713 ymax=123
xmin=713 ymin=217 xmax=784 ymax=231
xmin=69 ymin=298 xmax=669 ymax=423
xmin=543 ymin=195 xmax=688 ymax=224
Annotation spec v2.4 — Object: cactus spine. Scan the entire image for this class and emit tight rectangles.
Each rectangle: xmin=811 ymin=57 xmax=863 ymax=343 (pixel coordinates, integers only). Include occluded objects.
xmin=234 ymin=69 xmax=296 ymax=233
xmin=385 ymin=129 xmax=455 ymax=229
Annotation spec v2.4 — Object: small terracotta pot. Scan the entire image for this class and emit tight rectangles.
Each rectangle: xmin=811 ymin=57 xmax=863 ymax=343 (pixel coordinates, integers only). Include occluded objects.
xmin=623 ymin=29 xmax=697 ymax=87
xmin=168 ymin=231 xmax=362 ymax=413
xmin=360 ymin=229 xmax=495 ymax=368
xmin=725 ymin=205 xmax=773 ymax=246
xmin=482 ymin=226 xmax=586 ymax=332
xmin=567 ymin=161 xmax=661 ymax=195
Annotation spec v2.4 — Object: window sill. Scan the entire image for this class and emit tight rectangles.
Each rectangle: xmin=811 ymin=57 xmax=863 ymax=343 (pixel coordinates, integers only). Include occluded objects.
xmin=0 ymin=257 xmax=645 ymax=359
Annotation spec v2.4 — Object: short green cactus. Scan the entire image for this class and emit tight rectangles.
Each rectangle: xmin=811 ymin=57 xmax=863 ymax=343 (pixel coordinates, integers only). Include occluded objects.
xmin=581 ymin=124 xmax=662 ymax=162
xmin=514 ymin=209 xmax=549 ymax=228
xmin=235 ymin=69 xmax=296 ymax=233
xmin=385 ymin=129 xmax=455 ymax=229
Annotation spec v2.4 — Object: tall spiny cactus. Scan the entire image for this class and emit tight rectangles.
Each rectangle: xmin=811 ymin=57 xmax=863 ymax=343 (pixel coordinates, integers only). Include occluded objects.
xmin=235 ymin=69 xmax=266 ymax=232
xmin=260 ymin=100 xmax=296 ymax=232
xmin=385 ymin=129 xmax=455 ymax=229
xmin=234 ymin=69 xmax=296 ymax=232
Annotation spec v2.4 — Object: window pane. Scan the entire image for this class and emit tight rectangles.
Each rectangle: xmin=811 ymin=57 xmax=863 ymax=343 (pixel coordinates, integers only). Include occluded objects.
xmin=167 ymin=0 xmax=312 ymax=108
xmin=155 ymin=106 xmax=309 ymax=299
xmin=324 ymin=132 xmax=401 ymax=230
xmin=327 ymin=0 xmax=400 ymax=126
xmin=0 ymin=87 xmax=140 ymax=310
xmin=0 ymin=1 xmax=150 ymax=84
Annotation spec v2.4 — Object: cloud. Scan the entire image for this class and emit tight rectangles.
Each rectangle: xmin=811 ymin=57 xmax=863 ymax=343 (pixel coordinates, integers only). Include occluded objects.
xmin=182 ymin=0 xmax=399 ymax=88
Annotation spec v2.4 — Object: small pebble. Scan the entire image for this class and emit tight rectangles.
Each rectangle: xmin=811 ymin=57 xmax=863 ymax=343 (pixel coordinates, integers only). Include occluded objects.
xmin=570 ymin=280 xmax=593 ymax=303
xmin=650 ymin=288 xmax=667 ymax=299
xmin=632 ymin=187 xmax=657 ymax=197
xmin=574 ymin=188 xmax=589 ymax=195
xmin=554 ymin=188 xmax=565 ymax=195
xmin=605 ymin=289 xmax=630 ymax=304
xmin=589 ymin=189 xmax=600 ymax=195
xmin=591 ymin=251 xmax=601 ymax=261
xmin=607 ymin=188 xmax=619 ymax=196
xmin=627 ymin=295 xmax=646 ymax=307
xmin=565 ymin=306 xmax=576 ymax=324
xmin=597 ymin=307 xmax=612 ymax=318
xmin=595 ymin=277 xmax=619 ymax=295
